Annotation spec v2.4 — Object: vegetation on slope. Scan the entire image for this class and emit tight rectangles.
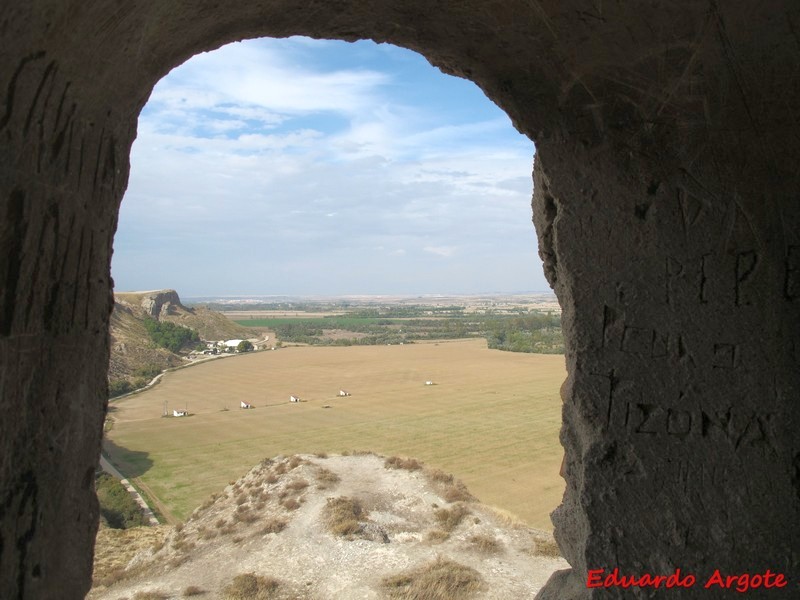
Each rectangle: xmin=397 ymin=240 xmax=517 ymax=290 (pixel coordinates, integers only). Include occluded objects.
xmin=143 ymin=318 xmax=202 ymax=353
xmin=96 ymin=473 xmax=146 ymax=529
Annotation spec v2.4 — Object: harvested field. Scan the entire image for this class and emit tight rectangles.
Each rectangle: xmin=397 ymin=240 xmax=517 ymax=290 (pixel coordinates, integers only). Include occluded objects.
xmin=105 ymin=339 xmax=565 ymax=529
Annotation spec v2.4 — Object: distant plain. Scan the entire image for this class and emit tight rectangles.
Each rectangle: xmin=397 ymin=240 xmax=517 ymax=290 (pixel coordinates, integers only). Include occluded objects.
xmin=105 ymin=338 xmax=566 ymax=530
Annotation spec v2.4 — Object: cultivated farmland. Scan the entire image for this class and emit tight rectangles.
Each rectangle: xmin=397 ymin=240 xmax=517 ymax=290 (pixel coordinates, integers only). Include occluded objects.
xmin=104 ymin=338 xmax=566 ymax=529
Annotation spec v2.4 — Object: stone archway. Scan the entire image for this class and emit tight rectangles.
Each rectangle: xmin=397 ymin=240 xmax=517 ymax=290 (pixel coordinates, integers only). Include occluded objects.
xmin=1 ymin=2 xmax=798 ymax=598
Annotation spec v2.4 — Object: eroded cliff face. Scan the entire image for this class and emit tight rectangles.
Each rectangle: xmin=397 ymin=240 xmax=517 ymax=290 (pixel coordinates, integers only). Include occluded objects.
xmin=129 ymin=289 xmax=184 ymax=320
xmin=109 ymin=290 xmax=251 ymax=383
xmin=1 ymin=2 xmax=798 ymax=599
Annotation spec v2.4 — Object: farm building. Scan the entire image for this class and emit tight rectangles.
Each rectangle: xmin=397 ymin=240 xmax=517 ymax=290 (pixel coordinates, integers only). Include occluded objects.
xmin=425 ymin=381 xmax=435 ymax=386
xmin=240 ymin=401 xmax=252 ymax=409
xmin=290 ymin=395 xmax=301 ymax=403
xmin=338 ymin=390 xmax=351 ymax=397
xmin=173 ymin=409 xmax=188 ymax=417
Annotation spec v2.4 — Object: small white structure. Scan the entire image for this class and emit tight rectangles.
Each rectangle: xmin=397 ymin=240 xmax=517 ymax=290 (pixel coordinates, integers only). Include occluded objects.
xmin=338 ymin=390 xmax=351 ymax=397
xmin=240 ymin=401 xmax=252 ymax=409
xmin=224 ymin=339 xmax=244 ymax=348
xmin=173 ymin=409 xmax=188 ymax=417
xmin=425 ymin=381 xmax=435 ymax=386
xmin=290 ymin=395 xmax=301 ymax=403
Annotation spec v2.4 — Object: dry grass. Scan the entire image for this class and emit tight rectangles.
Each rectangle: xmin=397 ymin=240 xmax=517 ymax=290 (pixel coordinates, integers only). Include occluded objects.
xmin=425 ymin=529 xmax=450 ymax=544
xmin=92 ymin=525 xmax=169 ymax=587
xmin=383 ymin=557 xmax=484 ymax=599
xmin=467 ymin=533 xmax=503 ymax=554
xmin=281 ymin=497 xmax=301 ymax=511
xmin=285 ymin=479 xmax=308 ymax=492
xmin=183 ymin=585 xmax=205 ymax=596
xmin=134 ymin=590 xmax=169 ymax=599
xmin=426 ymin=469 xmax=475 ymax=503
xmin=233 ymin=507 xmax=258 ymax=524
xmin=223 ymin=573 xmax=282 ymax=600
xmin=434 ymin=503 xmax=469 ymax=532
xmin=106 ymin=340 xmax=565 ymax=528
xmin=533 ymin=536 xmax=562 ymax=557
xmin=385 ymin=456 xmax=423 ymax=471
xmin=265 ymin=473 xmax=279 ymax=484
xmin=259 ymin=517 xmax=288 ymax=535
xmin=315 ymin=467 xmax=340 ymax=486
xmin=287 ymin=455 xmax=304 ymax=469
xmin=323 ymin=496 xmax=366 ymax=537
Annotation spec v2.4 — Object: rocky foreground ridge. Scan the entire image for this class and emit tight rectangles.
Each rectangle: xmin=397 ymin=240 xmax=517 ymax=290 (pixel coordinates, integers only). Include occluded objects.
xmin=90 ymin=454 xmax=565 ymax=599
xmin=109 ymin=289 xmax=251 ymax=383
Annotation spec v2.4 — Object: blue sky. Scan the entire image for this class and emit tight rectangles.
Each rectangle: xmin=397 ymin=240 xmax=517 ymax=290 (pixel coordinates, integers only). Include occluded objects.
xmin=112 ymin=37 xmax=546 ymax=296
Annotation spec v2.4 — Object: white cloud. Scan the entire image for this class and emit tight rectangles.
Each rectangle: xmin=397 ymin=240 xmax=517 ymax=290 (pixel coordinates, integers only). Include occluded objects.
xmin=114 ymin=38 xmax=545 ymax=295
xmin=423 ymin=246 xmax=457 ymax=258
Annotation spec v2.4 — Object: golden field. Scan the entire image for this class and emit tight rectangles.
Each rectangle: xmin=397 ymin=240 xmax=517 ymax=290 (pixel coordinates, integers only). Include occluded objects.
xmin=105 ymin=338 xmax=566 ymax=530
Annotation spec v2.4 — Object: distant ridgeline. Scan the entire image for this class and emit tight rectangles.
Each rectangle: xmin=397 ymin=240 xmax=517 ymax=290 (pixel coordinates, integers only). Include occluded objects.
xmin=222 ymin=304 xmax=564 ymax=354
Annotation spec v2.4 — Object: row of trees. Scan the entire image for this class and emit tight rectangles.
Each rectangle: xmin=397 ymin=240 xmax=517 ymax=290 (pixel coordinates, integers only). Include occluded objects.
xmin=484 ymin=314 xmax=564 ymax=354
xmin=258 ymin=312 xmax=563 ymax=354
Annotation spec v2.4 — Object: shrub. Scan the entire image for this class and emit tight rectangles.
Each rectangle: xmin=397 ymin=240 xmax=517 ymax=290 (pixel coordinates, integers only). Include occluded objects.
xmin=223 ymin=573 xmax=282 ymax=600
xmin=108 ymin=379 xmax=134 ymax=398
xmin=281 ymin=498 xmax=300 ymax=511
xmin=425 ymin=529 xmax=450 ymax=544
xmin=426 ymin=469 xmax=475 ymax=503
xmin=534 ymin=537 xmax=562 ymax=557
xmin=467 ymin=534 xmax=503 ymax=554
xmin=133 ymin=365 xmax=162 ymax=380
xmin=323 ymin=496 xmax=365 ymax=537
xmin=434 ymin=504 xmax=469 ymax=532
xmin=441 ymin=482 xmax=474 ymax=503
xmin=315 ymin=468 xmax=340 ymax=487
xmin=286 ymin=479 xmax=308 ymax=491
xmin=182 ymin=586 xmax=205 ymax=597
xmin=259 ymin=518 xmax=288 ymax=535
xmin=133 ymin=591 xmax=169 ymax=600
xmin=385 ymin=456 xmax=423 ymax=471
xmin=95 ymin=473 xmax=146 ymax=529
xmin=383 ymin=557 xmax=483 ymax=599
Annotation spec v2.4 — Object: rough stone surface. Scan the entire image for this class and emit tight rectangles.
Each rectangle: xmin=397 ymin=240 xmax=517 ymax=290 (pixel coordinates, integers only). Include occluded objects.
xmin=1 ymin=2 xmax=799 ymax=599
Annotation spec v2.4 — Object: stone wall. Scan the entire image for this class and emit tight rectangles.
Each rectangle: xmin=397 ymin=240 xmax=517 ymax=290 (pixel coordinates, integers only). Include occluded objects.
xmin=1 ymin=2 xmax=798 ymax=598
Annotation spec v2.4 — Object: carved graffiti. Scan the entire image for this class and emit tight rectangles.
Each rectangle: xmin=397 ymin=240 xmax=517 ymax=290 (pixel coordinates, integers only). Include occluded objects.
xmin=663 ymin=250 xmax=764 ymax=306
xmin=711 ymin=343 xmax=739 ymax=369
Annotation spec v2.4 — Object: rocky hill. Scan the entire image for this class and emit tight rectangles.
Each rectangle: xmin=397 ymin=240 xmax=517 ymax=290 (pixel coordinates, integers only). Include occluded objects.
xmin=109 ymin=289 xmax=252 ymax=385
xmin=90 ymin=454 xmax=565 ymax=599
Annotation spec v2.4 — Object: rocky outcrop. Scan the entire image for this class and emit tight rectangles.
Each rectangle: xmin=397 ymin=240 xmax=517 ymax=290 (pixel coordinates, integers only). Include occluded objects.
xmin=109 ymin=290 xmax=251 ymax=383
xmin=89 ymin=454 xmax=566 ymax=599
xmin=116 ymin=289 xmax=187 ymax=321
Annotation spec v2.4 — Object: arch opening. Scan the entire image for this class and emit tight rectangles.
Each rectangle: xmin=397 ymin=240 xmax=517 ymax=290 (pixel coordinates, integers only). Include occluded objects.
xmin=107 ymin=34 xmax=565 ymax=531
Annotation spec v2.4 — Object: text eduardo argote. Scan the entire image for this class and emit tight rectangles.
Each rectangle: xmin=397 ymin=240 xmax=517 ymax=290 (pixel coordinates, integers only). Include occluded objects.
xmin=586 ymin=568 xmax=789 ymax=593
